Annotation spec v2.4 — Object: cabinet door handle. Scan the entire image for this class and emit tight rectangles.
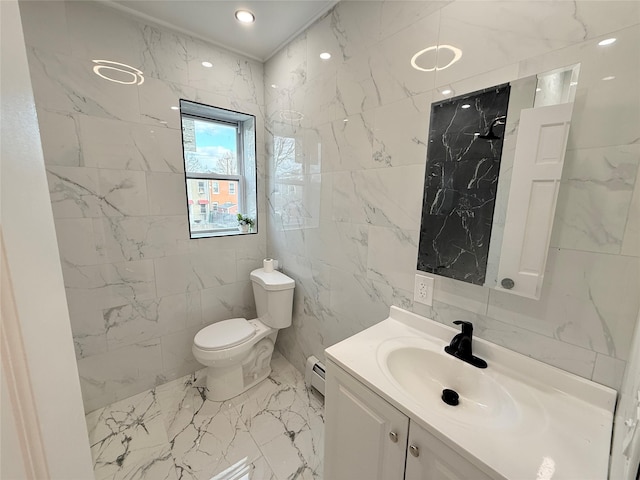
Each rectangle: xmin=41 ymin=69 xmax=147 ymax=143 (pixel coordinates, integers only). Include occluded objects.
xmin=409 ymin=444 xmax=420 ymax=457
xmin=389 ymin=431 xmax=398 ymax=443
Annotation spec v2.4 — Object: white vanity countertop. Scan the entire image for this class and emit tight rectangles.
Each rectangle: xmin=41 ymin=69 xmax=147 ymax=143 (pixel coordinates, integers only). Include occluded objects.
xmin=325 ymin=306 xmax=616 ymax=480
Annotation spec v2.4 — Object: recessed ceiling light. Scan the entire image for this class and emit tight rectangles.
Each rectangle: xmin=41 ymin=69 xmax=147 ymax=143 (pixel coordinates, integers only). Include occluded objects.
xmin=235 ymin=10 xmax=255 ymax=24
xmin=343 ymin=118 xmax=349 ymax=122
xmin=441 ymin=89 xmax=452 ymax=95
xmin=602 ymin=75 xmax=616 ymax=81
xmin=598 ymin=38 xmax=616 ymax=46
xmin=461 ymin=104 xmax=471 ymax=109
xmin=319 ymin=52 xmax=332 ymax=60
xmin=271 ymin=84 xmax=278 ymax=89
xmin=536 ymin=87 xmax=542 ymax=92
xmin=170 ymin=106 xmax=179 ymax=110
xmin=201 ymin=61 xmax=213 ymax=68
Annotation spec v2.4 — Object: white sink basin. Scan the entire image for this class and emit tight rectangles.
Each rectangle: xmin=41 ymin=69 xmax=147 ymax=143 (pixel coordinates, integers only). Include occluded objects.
xmin=378 ymin=337 xmax=537 ymax=430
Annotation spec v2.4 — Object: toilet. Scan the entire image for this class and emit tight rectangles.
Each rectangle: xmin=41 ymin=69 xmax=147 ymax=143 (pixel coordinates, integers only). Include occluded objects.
xmin=192 ymin=267 xmax=295 ymax=401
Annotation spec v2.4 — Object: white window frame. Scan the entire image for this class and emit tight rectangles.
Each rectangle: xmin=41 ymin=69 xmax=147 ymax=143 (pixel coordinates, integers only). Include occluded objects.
xmin=180 ymin=99 xmax=257 ymax=238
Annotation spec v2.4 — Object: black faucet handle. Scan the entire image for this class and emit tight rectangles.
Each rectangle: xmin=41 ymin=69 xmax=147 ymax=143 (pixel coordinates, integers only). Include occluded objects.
xmin=453 ymin=320 xmax=473 ymax=336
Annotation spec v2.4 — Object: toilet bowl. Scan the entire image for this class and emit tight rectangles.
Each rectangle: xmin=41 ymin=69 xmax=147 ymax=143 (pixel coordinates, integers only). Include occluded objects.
xmin=192 ymin=267 xmax=295 ymax=401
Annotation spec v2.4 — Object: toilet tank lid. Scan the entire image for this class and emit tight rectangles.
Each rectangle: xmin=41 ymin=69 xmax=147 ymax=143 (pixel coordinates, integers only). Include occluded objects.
xmin=250 ymin=268 xmax=295 ymax=291
xmin=194 ymin=318 xmax=255 ymax=351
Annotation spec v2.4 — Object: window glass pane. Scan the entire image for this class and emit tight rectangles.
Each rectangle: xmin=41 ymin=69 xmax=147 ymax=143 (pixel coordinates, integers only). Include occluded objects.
xmin=186 ymin=178 xmax=240 ymax=233
xmin=182 ymin=117 xmax=238 ymax=175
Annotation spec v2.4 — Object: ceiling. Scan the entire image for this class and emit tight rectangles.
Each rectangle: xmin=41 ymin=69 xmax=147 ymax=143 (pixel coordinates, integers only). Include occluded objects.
xmin=110 ymin=0 xmax=338 ymax=62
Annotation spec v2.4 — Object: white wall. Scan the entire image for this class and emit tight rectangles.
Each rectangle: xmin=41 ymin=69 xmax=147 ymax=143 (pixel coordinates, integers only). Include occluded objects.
xmin=18 ymin=0 xmax=267 ymax=412
xmin=0 ymin=0 xmax=94 ymax=477
xmin=265 ymin=1 xmax=640 ymax=390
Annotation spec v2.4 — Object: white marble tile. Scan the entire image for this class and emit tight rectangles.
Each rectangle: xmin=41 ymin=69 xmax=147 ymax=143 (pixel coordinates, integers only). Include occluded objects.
xmin=306 ymin=220 xmax=369 ymax=276
xmin=160 ymin=326 xmax=203 ymax=381
xmin=435 ymin=1 xmax=639 ymax=89
xmin=552 ymin=145 xmax=639 ymax=254
xmin=265 ymin=34 xmax=307 ymax=98
xmin=329 ymin=268 xmax=392 ymax=336
xmin=99 ymin=169 xmax=150 ymax=217
xmin=329 ymin=1 xmax=382 ymax=62
xmin=67 ymin=302 xmax=108 ymax=360
xmin=138 ymin=77 xmax=195 ymax=129
xmin=335 ymin=52 xmax=383 ymax=117
xmin=63 ymin=259 xmax=157 ymax=311
xmin=138 ymin=23 xmax=190 ymax=86
xmin=79 ymin=116 xmax=184 ymax=173
xmin=622 ymin=176 xmax=640 ymax=257
xmin=94 ymin=215 xmax=191 ymax=263
xmin=104 ymin=294 xmax=189 ymax=351
xmin=200 ymin=281 xmax=256 ymax=324
xmin=53 ymin=217 xmax=99 ymax=267
xmin=87 ymin=389 xmax=170 ymax=480
xmin=154 ymin=250 xmax=238 ymax=297
xmin=433 ymin=274 xmax=490 ymax=316
xmin=186 ymin=37 xmax=264 ymax=106
xmin=367 ymin=226 xmax=419 ymax=292
xmin=145 ymin=172 xmax=187 ymax=216
xmin=369 ymin=11 xmax=440 ymax=106
xmin=379 ymin=1 xmax=450 ymax=41
xmin=592 ymin=354 xmax=626 ymax=391
xmin=332 ymin=164 xmax=425 ymax=229
xmin=65 ymin=1 xmax=145 ymax=67
xmin=36 ymin=109 xmax=84 ymax=167
xmin=26 ymin=47 xmax=141 ymax=122
xmin=371 ymin=92 xmax=431 ymax=168
xmin=168 ymin=398 xmax=261 ymax=479
xmin=78 ymin=340 xmax=164 ymax=411
xmin=324 ymin=113 xmax=375 ymax=172
xmin=46 ymin=166 xmax=102 ymax=218
xmin=487 ymin=249 xmax=640 ymax=361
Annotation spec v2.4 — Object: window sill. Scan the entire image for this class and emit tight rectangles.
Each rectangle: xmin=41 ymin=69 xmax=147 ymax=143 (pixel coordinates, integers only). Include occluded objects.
xmin=190 ymin=229 xmax=257 ymax=239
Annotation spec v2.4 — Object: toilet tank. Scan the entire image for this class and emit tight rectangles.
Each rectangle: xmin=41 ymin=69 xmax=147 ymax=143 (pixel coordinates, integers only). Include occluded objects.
xmin=250 ymin=268 xmax=295 ymax=329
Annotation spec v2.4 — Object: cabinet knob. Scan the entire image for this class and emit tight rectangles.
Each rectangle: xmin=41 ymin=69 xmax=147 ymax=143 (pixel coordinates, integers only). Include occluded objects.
xmin=409 ymin=444 xmax=420 ymax=457
xmin=389 ymin=431 xmax=398 ymax=443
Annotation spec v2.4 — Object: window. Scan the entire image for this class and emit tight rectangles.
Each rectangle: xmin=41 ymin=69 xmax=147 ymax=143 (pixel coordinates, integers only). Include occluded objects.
xmin=180 ymin=100 xmax=257 ymax=238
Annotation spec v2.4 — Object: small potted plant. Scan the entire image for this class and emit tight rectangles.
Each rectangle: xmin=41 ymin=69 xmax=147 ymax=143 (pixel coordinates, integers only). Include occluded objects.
xmin=237 ymin=213 xmax=255 ymax=233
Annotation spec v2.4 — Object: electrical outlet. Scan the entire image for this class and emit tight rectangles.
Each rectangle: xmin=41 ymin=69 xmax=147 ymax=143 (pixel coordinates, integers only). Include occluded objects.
xmin=414 ymin=274 xmax=434 ymax=306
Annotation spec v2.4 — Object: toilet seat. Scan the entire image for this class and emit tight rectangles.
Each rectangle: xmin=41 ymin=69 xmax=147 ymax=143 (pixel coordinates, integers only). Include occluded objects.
xmin=194 ymin=318 xmax=256 ymax=351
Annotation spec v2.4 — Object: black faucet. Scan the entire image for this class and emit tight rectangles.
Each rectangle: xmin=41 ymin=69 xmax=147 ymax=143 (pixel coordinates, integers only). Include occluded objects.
xmin=444 ymin=321 xmax=487 ymax=369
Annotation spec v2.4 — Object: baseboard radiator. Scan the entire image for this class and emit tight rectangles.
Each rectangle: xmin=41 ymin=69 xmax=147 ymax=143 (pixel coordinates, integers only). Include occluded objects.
xmin=305 ymin=356 xmax=326 ymax=397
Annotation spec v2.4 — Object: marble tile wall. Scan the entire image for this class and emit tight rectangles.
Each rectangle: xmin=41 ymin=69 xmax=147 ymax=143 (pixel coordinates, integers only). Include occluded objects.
xmin=19 ymin=0 xmax=266 ymax=412
xmin=266 ymin=1 xmax=640 ymax=391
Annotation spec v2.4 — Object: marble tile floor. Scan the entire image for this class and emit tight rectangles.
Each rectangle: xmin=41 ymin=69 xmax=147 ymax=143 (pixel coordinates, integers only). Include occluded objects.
xmin=85 ymin=351 xmax=324 ymax=480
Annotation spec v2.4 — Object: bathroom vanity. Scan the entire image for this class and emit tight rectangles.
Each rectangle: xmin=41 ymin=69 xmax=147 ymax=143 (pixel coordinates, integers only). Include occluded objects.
xmin=324 ymin=307 xmax=616 ymax=480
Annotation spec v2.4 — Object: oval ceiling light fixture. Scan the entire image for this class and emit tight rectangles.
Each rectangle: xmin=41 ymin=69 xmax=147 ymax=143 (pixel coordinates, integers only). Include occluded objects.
xmin=235 ymin=9 xmax=255 ymax=24
xmin=461 ymin=104 xmax=471 ymax=109
xmin=92 ymin=60 xmax=144 ymax=85
xmin=271 ymin=84 xmax=278 ymax=89
xmin=201 ymin=61 xmax=213 ymax=68
xmin=602 ymin=75 xmax=616 ymax=81
xmin=320 ymin=52 xmax=332 ymax=60
xmin=598 ymin=38 xmax=616 ymax=46
xmin=279 ymin=110 xmax=304 ymax=122
xmin=410 ymin=44 xmax=463 ymax=72
xmin=170 ymin=106 xmax=179 ymax=110
xmin=441 ymin=88 xmax=453 ymax=95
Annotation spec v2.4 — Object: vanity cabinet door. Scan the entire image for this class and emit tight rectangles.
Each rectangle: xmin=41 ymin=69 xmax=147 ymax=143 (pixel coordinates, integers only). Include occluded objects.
xmin=325 ymin=361 xmax=409 ymax=480
xmin=405 ymin=421 xmax=495 ymax=480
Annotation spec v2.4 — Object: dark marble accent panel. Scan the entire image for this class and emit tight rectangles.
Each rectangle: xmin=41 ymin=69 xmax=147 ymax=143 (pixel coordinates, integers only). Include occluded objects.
xmin=417 ymin=84 xmax=511 ymax=285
